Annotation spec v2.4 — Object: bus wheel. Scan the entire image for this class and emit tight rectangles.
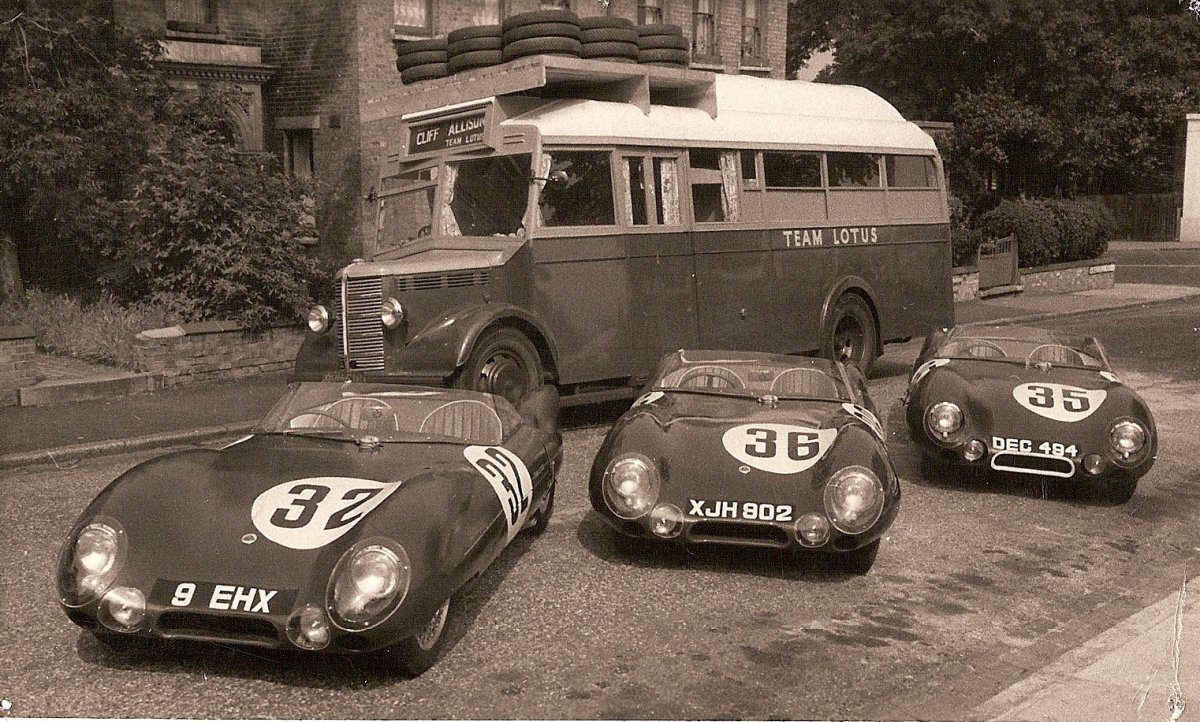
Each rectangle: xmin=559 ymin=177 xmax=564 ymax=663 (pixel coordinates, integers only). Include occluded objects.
xmin=456 ymin=328 xmax=543 ymax=404
xmin=827 ymin=294 xmax=878 ymax=373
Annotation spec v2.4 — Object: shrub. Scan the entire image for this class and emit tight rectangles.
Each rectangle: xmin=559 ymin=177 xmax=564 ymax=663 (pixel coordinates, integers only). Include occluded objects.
xmin=975 ymin=198 xmax=1114 ymax=268
xmin=0 ymin=290 xmax=182 ymax=368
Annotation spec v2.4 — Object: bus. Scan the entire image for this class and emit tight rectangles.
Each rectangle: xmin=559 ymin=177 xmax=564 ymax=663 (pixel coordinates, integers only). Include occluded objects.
xmin=293 ymin=56 xmax=953 ymax=405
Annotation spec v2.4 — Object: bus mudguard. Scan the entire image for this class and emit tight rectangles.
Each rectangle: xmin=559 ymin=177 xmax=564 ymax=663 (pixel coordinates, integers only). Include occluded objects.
xmin=410 ymin=302 xmax=560 ymax=379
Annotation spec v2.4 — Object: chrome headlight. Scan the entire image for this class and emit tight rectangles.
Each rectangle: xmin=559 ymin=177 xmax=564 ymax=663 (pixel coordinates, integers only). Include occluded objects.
xmin=98 ymin=586 xmax=146 ymax=632
xmin=824 ymin=465 xmax=885 ymax=535
xmin=926 ymin=401 xmax=963 ymax=438
xmin=603 ymin=453 xmax=661 ymax=520
xmin=1110 ymin=419 xmax=1147 ymax=459
xmin=381 ymin=297 xmax=405 ymax=329
xmin=59 ymin=519 xmax=126 ymax=607
xmin=329 ymin=539 xmax=410 ymax=630
xmin=307 ymin=305 xmax=331 ymax=333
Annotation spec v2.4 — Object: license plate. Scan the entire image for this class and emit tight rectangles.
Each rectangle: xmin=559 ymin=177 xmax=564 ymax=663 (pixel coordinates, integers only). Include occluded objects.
xmin=991 ymin=437 xmax=1078 ymax=457
xmin=151 ymin=579 xmax=295 ymax=615
xmin=688 ymin=499 xmax=794 ymax=522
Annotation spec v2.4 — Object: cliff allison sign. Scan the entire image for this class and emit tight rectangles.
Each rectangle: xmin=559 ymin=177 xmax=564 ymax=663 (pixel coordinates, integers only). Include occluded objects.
xmin=408 ymin=110 xmax=488 ymax=154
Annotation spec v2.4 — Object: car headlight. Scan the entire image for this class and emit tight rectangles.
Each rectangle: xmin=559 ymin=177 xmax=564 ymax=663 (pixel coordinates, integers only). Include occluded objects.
xmin=824 ymin=465 xmax=885 ymax=535
xmin=603 ymin=453 xmax=661 ymax=520
xmin=381 ymin=298 xmax=405 ymax=329
xmin=329 ymin=539 xmax=410 ymax=630
xmin=59 ymin=519 xmax=126 ymax=607
xmin=98 ymin=586 xmax=146 ymax=632
xmin=1110 ymin=419 xmax=1147 ymax=459
xmin=926 ymin=401 xmax=963 ymax=439
xmin=307 ymin=305 xmax=331 ymax=333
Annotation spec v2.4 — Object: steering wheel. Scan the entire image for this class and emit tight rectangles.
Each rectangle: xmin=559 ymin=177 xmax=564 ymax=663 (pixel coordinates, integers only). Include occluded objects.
xmin=675 ymin=365 xmax=746 ymax=389
xmin=1027 ymin=344 xmax=1084 ymax=365
xmin=285 ymin=409 xmax=351 ymax=430
xmin=416 ymin=224 xmax=431 ymax=237
xmin=960 ymin=339 xmax=1008 ymax=358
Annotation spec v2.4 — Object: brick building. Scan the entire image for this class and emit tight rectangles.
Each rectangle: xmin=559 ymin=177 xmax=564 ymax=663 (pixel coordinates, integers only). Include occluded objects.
xmin=112 ymin=0 xmax=788 ymax=259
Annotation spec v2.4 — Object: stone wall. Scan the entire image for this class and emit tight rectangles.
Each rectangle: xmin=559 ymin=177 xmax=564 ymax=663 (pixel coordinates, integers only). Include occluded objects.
xmin=952 ymin=258 xmax=1116 ymax=302
xmin=0 ymin=326 xmax=37 ymax=407
xmin=134 ymin=321 xmax=304 ymax=385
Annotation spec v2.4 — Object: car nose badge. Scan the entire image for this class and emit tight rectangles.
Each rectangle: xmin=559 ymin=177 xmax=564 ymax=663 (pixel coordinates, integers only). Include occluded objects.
xmin=241 ymin=533 xmax=258 ymax=545
xmin=739 ymin=465 xmax=751 ymax=474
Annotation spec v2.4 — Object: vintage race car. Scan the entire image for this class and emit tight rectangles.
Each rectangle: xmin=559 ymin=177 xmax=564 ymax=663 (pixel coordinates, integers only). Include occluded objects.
xmin=588 ymin=350 xmax=900 ymax=574
xmin=57 ymin=381 xmax=561 ymax=675
xmin=905 ymin=325 xmax=1156 ymax=501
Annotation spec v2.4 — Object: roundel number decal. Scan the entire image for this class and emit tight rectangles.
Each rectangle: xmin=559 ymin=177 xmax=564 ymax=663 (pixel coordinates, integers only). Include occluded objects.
xmin=251 ymin=477 xmax=402 ymax=550
xmin=465 ymin=446 xmax=534 ymax=543
xmin=842 ymin=403 xmax=885 ymax=441
xmin=1013 ymin=383 xmax=1106 ymax=422
xmin=722 ymin=424 xmax=837 ymax=475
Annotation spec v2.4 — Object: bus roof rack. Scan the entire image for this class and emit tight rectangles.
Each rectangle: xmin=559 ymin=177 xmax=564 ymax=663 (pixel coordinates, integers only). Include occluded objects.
xmin=366 ymin=55 xmax=718 ymax=123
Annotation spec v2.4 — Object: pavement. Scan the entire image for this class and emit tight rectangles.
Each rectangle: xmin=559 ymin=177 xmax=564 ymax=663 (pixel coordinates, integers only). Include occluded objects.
xmin=2 ymin=277 xmax=1198 ymax=721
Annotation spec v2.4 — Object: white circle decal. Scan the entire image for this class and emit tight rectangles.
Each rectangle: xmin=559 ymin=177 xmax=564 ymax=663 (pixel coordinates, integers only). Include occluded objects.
xmin=251 ymin=477 xmax=403 ymax=550
xmin=465 ymin=446 xmax=534 ymax=542
xmin=721 ymin=424 xmax=837 ymax=475
xmin=1012 ymin=383 xmax=1107 ymax=422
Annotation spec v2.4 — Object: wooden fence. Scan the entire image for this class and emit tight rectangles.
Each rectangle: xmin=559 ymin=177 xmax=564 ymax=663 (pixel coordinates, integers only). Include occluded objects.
xmin=1082 ymin=193 xmax=1181 ymax=242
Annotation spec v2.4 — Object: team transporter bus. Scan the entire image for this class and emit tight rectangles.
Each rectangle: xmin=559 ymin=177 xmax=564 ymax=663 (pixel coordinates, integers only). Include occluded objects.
xmin=294 ymin=56 xmax=953 ymax=405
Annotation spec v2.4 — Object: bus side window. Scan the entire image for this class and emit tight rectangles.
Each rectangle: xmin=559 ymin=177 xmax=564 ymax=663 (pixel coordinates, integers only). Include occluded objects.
xmin=885 ymin=155 xmax=938 ymax=188
xmin=624 ymin=157 xmax=650 ymax=226
xmin=653 ymin=157 xmax=681 ymax=225
xmin=689 ymin=148 xmax=740 ymax=223
xmin=625 ymin=155 xmax=682 ymax=226
xmin=538 ymin=150 xmax=616 ymax=227
xmin=828 ymin=152 xmax=882 ymax=188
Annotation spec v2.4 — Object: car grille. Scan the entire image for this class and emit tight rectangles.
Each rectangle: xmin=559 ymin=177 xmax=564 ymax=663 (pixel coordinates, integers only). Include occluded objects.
xmin=394 ymin=269 xmax=489 ymax=291
xmin=990 ymin=452 xmax=1075 ymax=478
xmin=687 ymin=520 xmax=790 ymax=548
xmin=341 ymin=276 xmax=384 ymax=371
xmin=156 ymin=611 xmax=280 ymax=646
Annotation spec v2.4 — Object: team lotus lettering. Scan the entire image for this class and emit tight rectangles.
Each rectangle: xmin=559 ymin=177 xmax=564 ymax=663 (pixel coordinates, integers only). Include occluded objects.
xmin=721 ymin=423 xmax=837 ymax=474
xmin=782 ymin=227 xmax=879 ymax=248
xmin=992 ymin=437 xmax=1079 ymax=458
xmin=251 ymin=477 xmax=404 ymax=550
xmin=465 ymin=445 xmax=534 ymax=542
xmin=688 ymin=499 xmax=795 ymax=522
xmin=1012 ymin=383 xmax=1106 ymax=422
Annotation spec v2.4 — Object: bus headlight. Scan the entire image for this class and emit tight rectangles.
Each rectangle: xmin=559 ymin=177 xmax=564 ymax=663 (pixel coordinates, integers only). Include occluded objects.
xmin=603 ymin=454 xmax=661 ymax=520
xmin=381 ymin=298 xmax=405 ymax=329
xmin=824 ymin=466 xmax=885 ymax=534
xmin=926 ymin=402 xmax=963 ymax=439
xmin=1110 ymin=419 xmax=1147 ymax=460
xmin=307 ymin=305 xmax=331 ymax=333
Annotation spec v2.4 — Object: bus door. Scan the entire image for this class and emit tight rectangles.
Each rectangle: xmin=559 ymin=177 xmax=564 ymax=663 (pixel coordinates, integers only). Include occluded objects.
xmin=620 ymin=152 xmax=698 ymax=376
xmin=528 ymin=149 xmax=633 ymax=386
xmin=688 ymin=149 xmax=783 ymax=353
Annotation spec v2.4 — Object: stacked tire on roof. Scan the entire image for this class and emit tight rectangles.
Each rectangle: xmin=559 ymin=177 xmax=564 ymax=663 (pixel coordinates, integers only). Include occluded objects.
xmin=396 ymin=10 xmax=690 ymax=84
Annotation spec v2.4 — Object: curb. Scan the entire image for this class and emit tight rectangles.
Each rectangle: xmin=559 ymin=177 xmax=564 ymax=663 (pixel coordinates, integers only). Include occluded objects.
xmin=0 ymin=421 xmax=257 ymax=469
xmin=959 ymin=291 xmax=1200 ymax=328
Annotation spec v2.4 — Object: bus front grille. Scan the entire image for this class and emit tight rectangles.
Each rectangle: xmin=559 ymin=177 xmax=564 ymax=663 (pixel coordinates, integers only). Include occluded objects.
xmin=342 ymin=276 xmax=385 ymax=371
xmin=395 ymin=269 xmax=489 ymax=291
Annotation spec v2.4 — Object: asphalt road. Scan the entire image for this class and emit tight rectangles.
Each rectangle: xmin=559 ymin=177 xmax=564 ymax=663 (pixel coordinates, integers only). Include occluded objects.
xmin=4 ymin=300 xmax=1200 ymax=720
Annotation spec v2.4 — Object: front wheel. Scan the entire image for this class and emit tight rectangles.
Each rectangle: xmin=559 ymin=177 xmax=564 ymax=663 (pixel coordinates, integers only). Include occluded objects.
xmin=826 ymin=293 xmax=878 ymax=374
xmin=454 ymin=328 xmax=544 ymax=404
xmin=386 ymin=598 xmax=452 ymax=677
xmin=834 ymin=539 xmax=880 ymax=575
xmin=525 ymin=482 xmax=555 ymax=535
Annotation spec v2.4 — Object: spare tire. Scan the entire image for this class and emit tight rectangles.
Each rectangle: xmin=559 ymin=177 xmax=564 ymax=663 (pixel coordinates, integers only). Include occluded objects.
xmin=449 ymin=35 xmax=502 ymax=55
xmin=501 ymin=21 xmax=582 ymax=43
xmin=448 ymin=49 xmax=504 ymax=73
xmin=447 ymin=24 xmax=501 ymax=43
xmin=636 ymin=33 xmax=690 ymax=50
xmin=580 ymin=41 xmax=639 ymax=59
xmin=502 ymin=36 xmax=582 ymax=61
xmin=395 ymin=37 xmax=448 ymax=57
xmin=503 ymin=9 xmax=580 ymax=32
xmin=396 ymin=49 xmax=449 ymax=70
xmin=636 ymin=23 xmax=684 ymax=37
xmin=638 ymin=47 xmax=690 ymax=64
xmin=579 ymin=16 xmax=635 ymax=31
xmin=400 ymin=62 xmax=450 ymax=84
xmin=580 ymin=27 xmax=639 ymax=44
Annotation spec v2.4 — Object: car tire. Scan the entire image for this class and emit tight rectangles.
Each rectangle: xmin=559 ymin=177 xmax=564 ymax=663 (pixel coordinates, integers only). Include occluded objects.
xmin=447 ymin=24 xmax=502 ymax=43
xmin=400 ymin=62 xmax=450 ymax=83
xmin=580 ymin=16 xmax=635 ymax=31
xmin=826 ymin=293 xmax=879 ymax=374
xmin=394 ymin=38 xmax=448 ymax=58
xmin=502 ymin=36 xmax=583 ymax=61
xmin=580 ymin=41 xmax=639 ymax=59
xmin=580 ymin=27 xmax=639 ymax=44
xmin=636 ymin=33 xmax=690 ymax=50
xmin=454 ymin=327 xmax=544 ymax=404
xmin=501 ymin=21 xmax=582 ymax=44
xmin=396 ymin=49 xmax=450 ymax=70
xmin=636 ymin=23 xmax=684 ymax=38
xmin=503 ymin=9 xmax=580 ymax=32
xmin=835 ymin=539 xmax=880 ymax=575
xmin=1103 ymin=477 xmax=1138 ymax=504
xmin=526 ymin=482 xmax=555 ymax=535
xmin=637 ymin=47 xmax=690 ymax=64
xmin=448 ymin=49 xmax=504 ymax=73
xmin=387 ymin=598 xmax=452 ymax=677
xmin=448 ymin=36 xmax=503 ymax=55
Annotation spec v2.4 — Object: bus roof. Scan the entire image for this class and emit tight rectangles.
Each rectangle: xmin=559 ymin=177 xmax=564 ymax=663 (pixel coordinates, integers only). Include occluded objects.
xmin=500 ymin=74 xmax=937 ymax=154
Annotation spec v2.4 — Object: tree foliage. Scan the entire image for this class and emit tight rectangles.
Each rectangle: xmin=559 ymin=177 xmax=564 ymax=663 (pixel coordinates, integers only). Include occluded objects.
xmin=787 ymin=0 xmax=1200 ymax=198
xmin=0 ymin=2 xmax=317 ymax=329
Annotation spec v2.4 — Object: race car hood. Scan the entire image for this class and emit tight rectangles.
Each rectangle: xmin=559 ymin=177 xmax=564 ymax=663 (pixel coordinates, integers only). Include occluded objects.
xmin=600 ymin=392 xmax=894 ymax=505
xmin=74 ymin=435 xmax=490 ymax=591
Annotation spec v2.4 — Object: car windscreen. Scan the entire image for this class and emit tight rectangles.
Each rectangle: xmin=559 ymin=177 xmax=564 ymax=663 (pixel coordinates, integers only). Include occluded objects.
xmin=652 ymin=356 xmax=848 ymax=400
xmin=254 ymin=383 xmax=518 ymax=444
xmin=936 ymin=336 xmax=1105 ymax=369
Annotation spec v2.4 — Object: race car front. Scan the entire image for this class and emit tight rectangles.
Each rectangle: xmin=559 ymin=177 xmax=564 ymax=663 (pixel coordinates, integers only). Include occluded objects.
xmin=57 ymin=382 xmax=560 ymax=675
xmin=588 ymin=351 xmax=900 ymax=574
xmin=905 ymin=326 xmax=1156 ymax=501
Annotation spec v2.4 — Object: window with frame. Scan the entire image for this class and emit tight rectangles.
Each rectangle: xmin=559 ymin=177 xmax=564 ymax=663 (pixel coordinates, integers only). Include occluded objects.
xmin=624 ymin=155 xmax=681 ymax=226
xmin=885 ymin=155 xmax=938 ymax=188
xmin=692 ymin=0 xmax=718 ymax=60
xmin=763 ymin=151 xmax=822 ymax=188
xmin=394 ymin=0 xmax=432 ymax=35
xmin=689 ymin=148 xmax=740 ymax=223
xmin=537 ymin=150 xmax=615 ymax=227
xmin=741 ymin=0 xmax=765 ymax=64
xmin=166 ymin=0 xmax=216 ymax=31
xmin=285 ymin=129 xmax=313 ymax=178
xmin=639 ymin=0 xmax=664 ymax=24
xmin=828 ymin=152 xmax=881 ymax=188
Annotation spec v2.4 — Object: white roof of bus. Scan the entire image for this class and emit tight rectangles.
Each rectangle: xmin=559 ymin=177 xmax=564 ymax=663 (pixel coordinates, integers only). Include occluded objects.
xmin=501 ymin=74 xmax=937 ymax=154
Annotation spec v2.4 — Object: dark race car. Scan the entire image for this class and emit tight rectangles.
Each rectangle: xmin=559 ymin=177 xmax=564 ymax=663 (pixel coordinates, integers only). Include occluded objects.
xmin=589 ymin=350 xmax=900 ymax=574
xmin=904 ymin=325 xmax=1156 ymax=501
xmin=57 ymin=381 xmax=561 ymax=675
